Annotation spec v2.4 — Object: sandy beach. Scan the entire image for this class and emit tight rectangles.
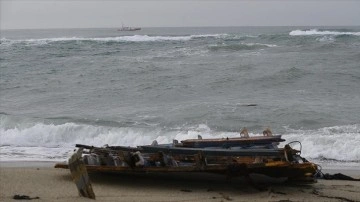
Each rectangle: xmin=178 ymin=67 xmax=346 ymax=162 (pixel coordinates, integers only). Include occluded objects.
xmin=0 ymin=162 xmax=359 ymax=202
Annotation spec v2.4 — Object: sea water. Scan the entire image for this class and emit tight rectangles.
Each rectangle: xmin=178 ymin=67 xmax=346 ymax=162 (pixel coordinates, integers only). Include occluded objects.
xmin=1 ymin=27 xmax=359 ymax=168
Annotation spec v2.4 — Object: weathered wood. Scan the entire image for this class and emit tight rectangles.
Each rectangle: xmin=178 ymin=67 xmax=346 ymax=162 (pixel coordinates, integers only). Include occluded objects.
xmin=194 ymin=151 xmax=207 ymax=170
xmin=139 ymin=145 xmax=284 ymax=157
xmin=181 ymin=135 xmax=285 ymax=148
xmin=54 ymin=141 xmax=318 ymax=183
xmin=68 ymin=148 xmax=96 ymax=199
xmin=55 ymin=160 xmax=318 ymax=182
xmin=76 ymin=144 xmax=139 ymax=152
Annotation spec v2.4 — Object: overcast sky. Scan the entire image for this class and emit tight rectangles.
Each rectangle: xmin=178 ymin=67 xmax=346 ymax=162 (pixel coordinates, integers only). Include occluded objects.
xmin=1 ymin=0 xmax=359 ymax=30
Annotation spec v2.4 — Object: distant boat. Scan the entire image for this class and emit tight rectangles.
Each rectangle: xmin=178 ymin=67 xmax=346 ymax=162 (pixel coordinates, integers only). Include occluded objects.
xmin=117 ymin=24 xmax=141 ymax=31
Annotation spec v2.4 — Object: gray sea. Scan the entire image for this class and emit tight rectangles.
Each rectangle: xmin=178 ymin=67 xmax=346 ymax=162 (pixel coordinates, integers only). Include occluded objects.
xmin=1 ymin=27 xmax=359 ymax=167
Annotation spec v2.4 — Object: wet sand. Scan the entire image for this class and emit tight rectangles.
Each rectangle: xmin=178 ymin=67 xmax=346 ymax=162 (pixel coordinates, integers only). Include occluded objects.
xmin=0 ymin=162 xmax=359 ymax=202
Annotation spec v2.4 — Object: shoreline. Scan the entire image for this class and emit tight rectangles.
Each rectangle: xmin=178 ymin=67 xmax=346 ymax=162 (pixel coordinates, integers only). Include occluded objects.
xmin=1 ymin=165 xmax=360 ymax=202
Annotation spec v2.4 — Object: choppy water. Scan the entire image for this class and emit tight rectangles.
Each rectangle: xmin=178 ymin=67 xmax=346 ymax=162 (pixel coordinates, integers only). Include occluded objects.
xmin=1 ymin=27 xmax=359 ymax=167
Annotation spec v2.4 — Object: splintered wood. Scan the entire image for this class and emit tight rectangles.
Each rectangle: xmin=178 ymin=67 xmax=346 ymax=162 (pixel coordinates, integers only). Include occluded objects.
xmin=68 ymin=148 xmax=96 ymax=199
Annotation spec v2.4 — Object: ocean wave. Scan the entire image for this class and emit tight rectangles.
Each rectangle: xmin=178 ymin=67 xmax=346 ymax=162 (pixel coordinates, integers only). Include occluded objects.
xmin=289 ymin=29 xmax=360 ymax=36
xmin=253 ymin=67 xmax=309 ymax=87
xmin=0 ymin=34 xmax=226 ymax=46
xmin=1 ymin=114 xmax=359 ymax=164
xmin=281 ymin=124 xmax=360 ymax=162
xmin=0 ymin=116 xmax=233 ymax=149
xmin=208 ymin=43 xmax=277 ymax=51
xmin=316 ymin=35 xmax=335 ymax=42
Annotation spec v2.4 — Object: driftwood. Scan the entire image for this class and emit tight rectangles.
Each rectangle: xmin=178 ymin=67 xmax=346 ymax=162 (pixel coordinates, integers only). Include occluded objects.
xmin=68 ymin=148 xmax=96 ymax=199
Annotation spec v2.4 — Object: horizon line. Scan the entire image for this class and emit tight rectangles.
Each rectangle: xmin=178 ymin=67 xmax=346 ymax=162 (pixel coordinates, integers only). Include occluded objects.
xmin=2 ymin=25 xmax=360 ymax=31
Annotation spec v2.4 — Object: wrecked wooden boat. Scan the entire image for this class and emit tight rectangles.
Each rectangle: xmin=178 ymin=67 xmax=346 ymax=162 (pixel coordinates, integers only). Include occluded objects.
xmin=55 ymin=137 xmax=318 ymax=183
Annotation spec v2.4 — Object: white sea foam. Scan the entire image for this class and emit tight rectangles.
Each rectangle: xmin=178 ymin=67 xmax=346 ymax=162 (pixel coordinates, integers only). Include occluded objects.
xmin=1 ymin=115 xmax=359 ymax=164
xmin=208 ymin=42 xmax=277 ymax=51
xmin=281 ymin=124 xmax=360 ymax=162
xmin=246 ymin=43 xmax=277 ymax=47
xmin=316 ymin=35 xmax=335 ymax=42
xmin=290 ymin=29 xmax=360 ymax=36
xmin=0 ymin=34 xmax=226 ymax=46
xmin=0 ymin=119 xmax=241 ymax=161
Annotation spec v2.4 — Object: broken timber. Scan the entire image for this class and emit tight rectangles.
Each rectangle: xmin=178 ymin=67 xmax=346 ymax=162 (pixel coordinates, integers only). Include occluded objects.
xmin=68 ymin=148 xmax=96 ymax=199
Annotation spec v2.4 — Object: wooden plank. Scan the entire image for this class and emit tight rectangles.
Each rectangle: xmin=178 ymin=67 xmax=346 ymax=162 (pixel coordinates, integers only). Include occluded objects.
xmin=181 ymin=135 xmax=284 ymax=143
xmin=139 ymin=145 xmax=284 ymax=157
xmin=194 ymin=151 xmax=207 ymax=170
xmin=76 ymin=144 xmax=139 ymax=152
xmin=68 ymin=148 xmax=96 ymax=199
xmin=181 ymin=135 xmax=285 ymax=148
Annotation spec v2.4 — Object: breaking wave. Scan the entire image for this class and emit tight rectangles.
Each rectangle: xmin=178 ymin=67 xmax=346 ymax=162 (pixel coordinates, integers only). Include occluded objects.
xmin=289 ymin=29 xmax=360 ymax=36
xmin=0 ymin=115 xmax=236 ymax=149
xmin=282 ymin=124 xmax=360 ymax=162
xmin=316 ymin=35 xmax=335 ymax=42
xmin=0 ymin=114 xmax=359 ymax=164
xmin=0 ymin=34 xmax=226 ymax=46
xmin=209 ymin=43 xmax=277 ymax=51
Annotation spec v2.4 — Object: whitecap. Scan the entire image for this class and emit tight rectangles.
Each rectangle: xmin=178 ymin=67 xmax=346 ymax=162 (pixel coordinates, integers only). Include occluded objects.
xmin=290 ymin=29 xmax=360 ymax=36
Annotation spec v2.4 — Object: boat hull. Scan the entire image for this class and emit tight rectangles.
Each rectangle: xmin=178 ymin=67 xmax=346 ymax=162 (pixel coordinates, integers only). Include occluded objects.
xmin=55 ymin=141 xmax=318 ymax=183
xmin=55 ymin=161 xmax=317 ymax=183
